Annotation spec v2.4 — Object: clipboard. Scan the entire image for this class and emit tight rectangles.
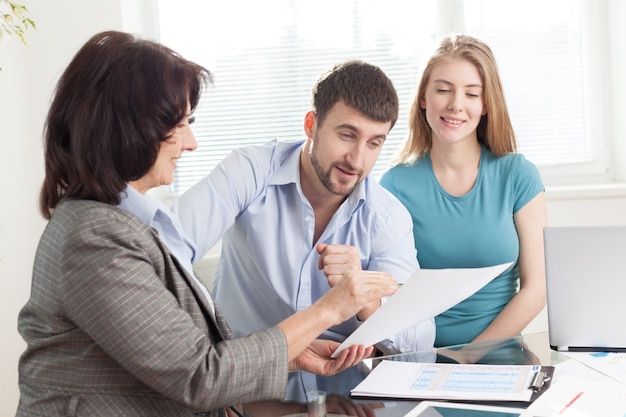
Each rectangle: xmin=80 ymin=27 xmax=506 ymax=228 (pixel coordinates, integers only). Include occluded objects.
xmin=527 ymin=366 xmax=554 ymax=402
xmin=350 ymin=362 xmax=554 ymax=405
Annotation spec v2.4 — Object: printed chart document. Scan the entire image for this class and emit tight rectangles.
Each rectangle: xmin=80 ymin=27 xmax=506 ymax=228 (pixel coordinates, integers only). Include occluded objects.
xmin=332 ymin=262 xmax=513 ymax=358
xmin=562 ymin=351 xmax=626 ymax=384
xmin=351 ymin=361 xmax=544 ymax=402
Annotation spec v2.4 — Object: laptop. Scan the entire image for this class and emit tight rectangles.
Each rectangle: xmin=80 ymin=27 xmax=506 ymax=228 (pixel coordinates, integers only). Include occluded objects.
xmin=544 ymin=226 xmax=626 ymax=352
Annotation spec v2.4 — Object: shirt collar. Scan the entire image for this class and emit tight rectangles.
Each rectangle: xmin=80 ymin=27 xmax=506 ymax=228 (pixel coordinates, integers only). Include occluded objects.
xmin=117 ymin=184 xmax=172 ymax=227
xmin=345 ymin=176 xmax=367 ymax=213
xmin=268 ymin=141 xmax=303 ymax=186
xmin=268 ymin=141 xmax=368 ymax=212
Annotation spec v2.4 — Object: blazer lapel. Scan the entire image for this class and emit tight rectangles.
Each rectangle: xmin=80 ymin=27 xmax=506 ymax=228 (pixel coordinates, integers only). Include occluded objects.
xmin=167 ymin=250 xmax=232 ymax=341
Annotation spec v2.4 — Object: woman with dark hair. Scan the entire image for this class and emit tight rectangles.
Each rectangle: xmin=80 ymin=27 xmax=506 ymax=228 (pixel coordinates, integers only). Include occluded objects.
xmin=16 ymin=31 xmax=398 ymax=417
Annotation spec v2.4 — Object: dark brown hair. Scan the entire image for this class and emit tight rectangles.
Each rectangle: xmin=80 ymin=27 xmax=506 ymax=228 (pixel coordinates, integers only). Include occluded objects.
xmin=311 ymin=60 xmax=399 ymax=129
xmin=40 ymin=31 xmax=212 ymax=219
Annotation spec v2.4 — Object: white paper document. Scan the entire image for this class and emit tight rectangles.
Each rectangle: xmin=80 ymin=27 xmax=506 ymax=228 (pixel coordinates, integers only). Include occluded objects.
xmin=525 ymin=374 xmax=626 ymax=417
xmin=351 ymin=360 xmax=541 ymax=402
xmin=332 ymin=262 xmax=513 ymax=357
xmin=562 ymin=351 xmax=626 ymax=384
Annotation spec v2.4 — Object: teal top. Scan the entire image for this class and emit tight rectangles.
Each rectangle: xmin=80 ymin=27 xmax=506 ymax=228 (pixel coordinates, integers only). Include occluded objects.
xmin=380 ymin=146 xmax=544 ymax=346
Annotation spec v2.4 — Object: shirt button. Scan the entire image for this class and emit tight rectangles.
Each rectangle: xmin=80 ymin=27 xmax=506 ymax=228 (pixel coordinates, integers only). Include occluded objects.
xmin=304 ymin=216 xmax=311 ymax=222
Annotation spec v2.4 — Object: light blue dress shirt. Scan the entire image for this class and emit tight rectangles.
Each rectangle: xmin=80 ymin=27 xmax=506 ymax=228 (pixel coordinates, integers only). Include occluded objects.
xmin=173 ymin=139 xmax=435 ymax=400
xmin=117 ymin=185 xmax=214 ymax=313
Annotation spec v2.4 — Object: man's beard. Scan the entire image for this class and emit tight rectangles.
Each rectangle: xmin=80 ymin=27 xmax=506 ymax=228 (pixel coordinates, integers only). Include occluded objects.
xmin=310 ymin=148 xmax=362 ymax=197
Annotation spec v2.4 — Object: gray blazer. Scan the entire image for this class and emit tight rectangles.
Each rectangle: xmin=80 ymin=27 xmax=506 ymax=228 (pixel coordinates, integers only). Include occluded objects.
xmin=16 ymin=200 xmax=288 ymax=417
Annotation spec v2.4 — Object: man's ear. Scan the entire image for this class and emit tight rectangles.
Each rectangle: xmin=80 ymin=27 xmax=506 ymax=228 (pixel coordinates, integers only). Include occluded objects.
xmin=304 ymin=111 xmax=316 ymax=138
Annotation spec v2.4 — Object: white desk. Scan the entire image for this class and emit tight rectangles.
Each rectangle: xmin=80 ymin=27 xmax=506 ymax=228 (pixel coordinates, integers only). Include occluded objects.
xmin=243 ymin=332 xmax=626 ymax=416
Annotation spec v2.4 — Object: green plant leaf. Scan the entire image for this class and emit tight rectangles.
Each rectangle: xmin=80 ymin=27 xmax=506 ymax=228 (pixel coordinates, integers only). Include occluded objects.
xmin=0 ymin=0 xmax=36 ymax=72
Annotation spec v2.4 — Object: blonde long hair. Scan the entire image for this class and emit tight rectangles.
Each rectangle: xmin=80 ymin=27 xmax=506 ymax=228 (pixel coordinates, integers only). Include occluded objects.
xmin=393 ymin=34 xmax=517 ymax=165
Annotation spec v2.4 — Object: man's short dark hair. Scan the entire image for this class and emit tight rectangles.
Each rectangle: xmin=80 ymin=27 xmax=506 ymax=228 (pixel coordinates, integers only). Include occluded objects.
xmin=311 ymin=60 xmax=399 ymax=129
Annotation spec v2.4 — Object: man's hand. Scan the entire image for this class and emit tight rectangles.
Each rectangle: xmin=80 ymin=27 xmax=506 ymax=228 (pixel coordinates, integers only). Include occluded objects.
xmin=289 ymin=339 xmax=374 ymax=376
xmin=316 ymin=243 xmax=382 ymax=320
xmin=317 ymin=243 xmax=385 ymax=321
xmin=316 ymin=270 xmax=396 ymax=326
xmin=317 ymin=243 xmax=362 ymax=286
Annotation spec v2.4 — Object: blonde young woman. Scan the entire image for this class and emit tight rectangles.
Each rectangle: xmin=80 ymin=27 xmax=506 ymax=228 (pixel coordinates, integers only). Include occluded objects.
xmin=380 ymin=34 xmax=547 ymax=351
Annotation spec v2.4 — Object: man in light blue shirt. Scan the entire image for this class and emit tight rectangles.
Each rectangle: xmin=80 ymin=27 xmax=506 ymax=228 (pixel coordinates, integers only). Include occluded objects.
xmin=173 ymin=60 xmax=435 ymax=400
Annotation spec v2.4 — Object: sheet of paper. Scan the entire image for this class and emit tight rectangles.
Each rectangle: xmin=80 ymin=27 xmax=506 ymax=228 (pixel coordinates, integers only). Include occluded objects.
xmin=332 ymin=262 xmax=513 ymax=358
xmin=551 ymin=357 xmax=618 ymax=384
xmin=351 ymin=360 xmax=539 ymax=402
xmin=525 ymin=374 xmax=626 ymax=417
xmin=562 ymin=351 xmax=626 ymax=384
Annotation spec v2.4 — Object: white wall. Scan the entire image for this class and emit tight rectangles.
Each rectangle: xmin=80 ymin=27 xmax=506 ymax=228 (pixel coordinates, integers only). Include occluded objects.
xmin=1 ymin=1 xmax=625 ymax=416
xmin=0 ymin=1 xmax=129 ymax=415
xmin=0 ymin=18 xmax=45 ymax=417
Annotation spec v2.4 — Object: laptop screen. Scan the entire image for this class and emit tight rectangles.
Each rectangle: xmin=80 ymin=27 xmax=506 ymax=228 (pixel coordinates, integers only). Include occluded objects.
xmin=544 ymin=226 xmax=626 ymax=352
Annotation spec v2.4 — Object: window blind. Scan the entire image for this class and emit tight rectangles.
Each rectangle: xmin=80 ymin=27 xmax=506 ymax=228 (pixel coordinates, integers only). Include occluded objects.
xmin=156 ymin=0 xmax=599 ymax=195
